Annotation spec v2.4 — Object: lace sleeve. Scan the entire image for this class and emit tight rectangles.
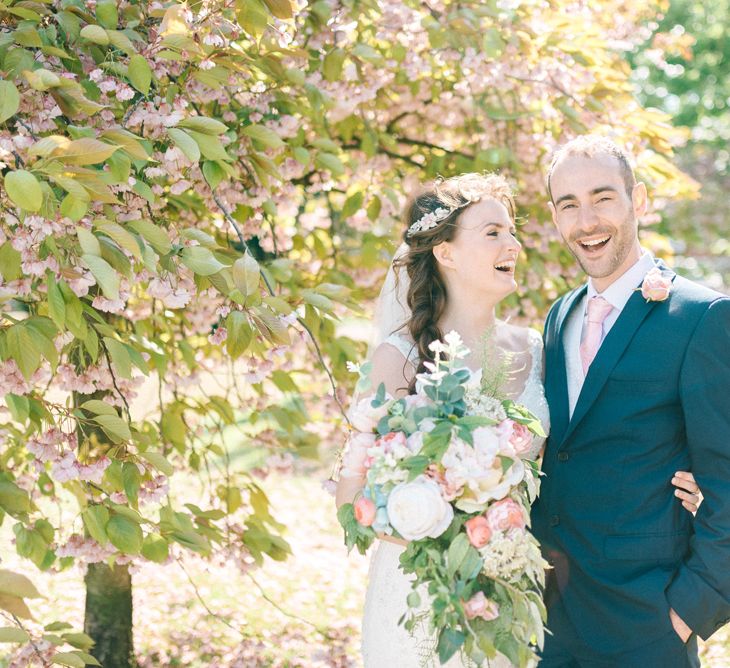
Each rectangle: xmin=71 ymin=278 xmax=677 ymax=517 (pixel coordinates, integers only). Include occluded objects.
xmin=526 ymin=328 xmax=544 ymax=384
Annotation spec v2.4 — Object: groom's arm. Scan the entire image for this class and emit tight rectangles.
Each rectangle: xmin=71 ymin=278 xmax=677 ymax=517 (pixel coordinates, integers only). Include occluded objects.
xmin=667 ymin=296 xmax=730 ymax=640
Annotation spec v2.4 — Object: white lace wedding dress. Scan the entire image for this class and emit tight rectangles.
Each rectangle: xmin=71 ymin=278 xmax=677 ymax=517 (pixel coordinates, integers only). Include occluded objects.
xmin=361 ymin=328 xmax=550 ymax=668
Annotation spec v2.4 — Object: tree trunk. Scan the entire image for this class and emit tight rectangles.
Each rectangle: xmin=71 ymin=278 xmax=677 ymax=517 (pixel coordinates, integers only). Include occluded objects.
xmin=84 ymin=562 xmax=136 ymax=668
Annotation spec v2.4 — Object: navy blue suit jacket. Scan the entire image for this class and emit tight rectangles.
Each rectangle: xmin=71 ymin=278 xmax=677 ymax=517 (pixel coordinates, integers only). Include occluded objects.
xmin=532 ymin=262 xmax=730 ymax=654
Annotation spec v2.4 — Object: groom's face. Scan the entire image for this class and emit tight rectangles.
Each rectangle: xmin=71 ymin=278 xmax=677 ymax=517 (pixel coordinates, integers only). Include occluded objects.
xmin=549 ymin=153 xmax=646 ymax=289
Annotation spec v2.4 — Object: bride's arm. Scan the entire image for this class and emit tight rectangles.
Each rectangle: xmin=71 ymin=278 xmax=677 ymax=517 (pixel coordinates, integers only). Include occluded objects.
xmin=335 ymin=343 xmax=414 ymax=547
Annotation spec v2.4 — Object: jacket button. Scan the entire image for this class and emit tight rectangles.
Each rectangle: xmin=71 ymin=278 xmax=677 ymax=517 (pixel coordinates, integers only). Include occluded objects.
xmin=550 ymin=515 xmax=560 ymax=527
xmin=558 ymin=452 xmax=569 ymax=462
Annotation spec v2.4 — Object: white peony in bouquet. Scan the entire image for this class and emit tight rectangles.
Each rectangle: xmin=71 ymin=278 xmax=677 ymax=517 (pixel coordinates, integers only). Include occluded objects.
xmin=338 ymin=332 xmax=547 ymax=667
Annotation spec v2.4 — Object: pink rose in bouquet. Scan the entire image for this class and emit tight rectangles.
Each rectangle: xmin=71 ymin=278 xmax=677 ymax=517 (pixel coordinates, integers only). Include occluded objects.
xmin=463 ymin=591 xmax=500 ymax=621
xmin=486 ymin=497 xmax=526 ymax=532
xmin=464 ymin=515 xmax=492 ymax=548
xmin=377 ymin=430 xmax=408 ymax=454
xmin=498 ymin=419 xmax=534 ymax=457
xmin=425 ymin=464 xmax=463 ymax=502
xmin=354 ymin=497 xmax=376 ymax=527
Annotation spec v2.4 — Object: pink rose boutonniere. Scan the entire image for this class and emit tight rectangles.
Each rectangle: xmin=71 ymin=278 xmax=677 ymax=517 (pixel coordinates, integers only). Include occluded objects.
xmin=640 ymin=267 xmax=672 ymax=302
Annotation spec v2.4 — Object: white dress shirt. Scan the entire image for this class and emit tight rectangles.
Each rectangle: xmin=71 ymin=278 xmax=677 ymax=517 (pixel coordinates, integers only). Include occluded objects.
xmin=564 ymin=251 xmax=656 ymax=417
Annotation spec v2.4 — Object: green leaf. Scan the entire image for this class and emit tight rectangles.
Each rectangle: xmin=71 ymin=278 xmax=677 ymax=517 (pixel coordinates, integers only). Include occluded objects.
xmin=141 ymin=533 xmax=169 ymax=563
xmin=0 ymin=570 xmax=42 ymax=599
xmin=96 ymin=0 xmax=118 ymax=29
xmin=132 ymin=179 xmax=155 ymax=204
xmin=122 ymin=462 xmax=140 ymax=507
xmin=82 ymin=505 xmax=110 ymax=546
xmin=202 ymin=160 xmax=225 ymax=189
xmin=0 ymin=81 xmax=21 ymax=124
xmin=70 ymin=652 xmax=100 ymax=667
xmin=106 ymin=30 xmax=135 ymax=56
xmin=25 ymin=322 xmax=58 ymax=372
xmin=0 ymin=242 xmax=22 ymax=281
xmin=225 ymin=310 xmax=253 ymax=358
xmin=406 ymin=591 xmax=421 ymax=609
xmin=127 ymin=220 xmax=171 ymax=255
xmin=61 ymin=633 xmax=95 ymax=651
xmin=51 ymin=652 xmax=86 ymax=668
xmin=0 ymin=482 xmax=31 ymax=514
xmin=77 ymin=227 xmax=101 ymax=256
xmin=446 ymin=532 xmax=470 ymax=578
xmin=0 ymin=594 xmax=33 ymax=619
xmin=23 ymin=68 xmax=61 ymax=91
xmin=80 ymin=400 xmax=118 ymax=416
xmin=0 ymin=627 xmax=29 ymax=643
xmin=166 ymin=128 xmax=200 ymax=162
xmin=262 ymin=0 xmax=293 ymax=19
xmin=180 ymin=246 xmax=225 ymax=276
xmin=106 ymin=515 xmax=143 ymax=554
xmin=237 ymin=0 xmax=268 ymax=37
xmin=7 ymin=325 xmax=41 ymax=381
xmin=232 ymin=252 xmax=260 ymax=296
xmin=341 ymin=191 xmax=363 ymax=218
xmin=5 ymin=394 xmax=30 ymax=423
xmin=242 ymin=124 xmax=285 ymax=149
xmin=128 ymin=54 xmax=152 ymax=94
xmin=60 ymin=195 xmax=88 ymax=222
xmin=138 ymin=451 xmax=174 ymax=476
xmin=94 ymin=414 xmax=132 ymax=443
xmin=79 ymin=25 xmax=109 ymax=46
xmin=314 ymin=152 xmax=345 ymax=177
xmin=107 ymin=150 xmax=131 ymax=182
xmin=186 ymin=130 xmax=230 ymax=162
xmin=437 ymin=628 xmax=465 ymax=665
xmin=47 ymin=274 xmax=66 ymax=330
xmin=96 ymin=222 xmax=141 ymax=259
xmin=178 ymin=116 xmax=228 ymax=135
xmin=292 ymin=146 xmax=310 ymax=165
xmin=4 ymin=170 xmax=43 ymax=212
xmin=323 ymin=47 xmax=346 ymax=82
xmin=59 ymin=138 xmax=119 ymax=165
xmin=81 ymin=254 xmax=119 ymax=300
xmin=103 ymin=337 xmax=132 ymax=379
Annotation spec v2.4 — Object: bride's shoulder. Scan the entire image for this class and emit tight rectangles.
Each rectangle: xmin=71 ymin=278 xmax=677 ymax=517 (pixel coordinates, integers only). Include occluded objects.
xmin=497 ymin=320 xmax=542 ymax=347
xmin=374 ymin=331 xmax=418 ymax=366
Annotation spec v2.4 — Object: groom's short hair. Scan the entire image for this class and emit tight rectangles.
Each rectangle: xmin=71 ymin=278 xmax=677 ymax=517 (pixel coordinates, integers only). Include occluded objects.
xmin=547 ymin=135 xmax=637 ymax=202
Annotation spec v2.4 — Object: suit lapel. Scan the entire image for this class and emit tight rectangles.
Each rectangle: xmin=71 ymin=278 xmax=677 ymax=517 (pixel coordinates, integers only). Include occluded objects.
xmin=548 ymin=285 xmax=587 ymax=447
xmin=560 ymin=261 xmax=677 ymax=445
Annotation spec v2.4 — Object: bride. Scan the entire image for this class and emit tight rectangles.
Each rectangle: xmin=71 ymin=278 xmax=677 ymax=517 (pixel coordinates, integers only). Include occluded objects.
xmin=335 ymin=172 xmax=699 ymax=667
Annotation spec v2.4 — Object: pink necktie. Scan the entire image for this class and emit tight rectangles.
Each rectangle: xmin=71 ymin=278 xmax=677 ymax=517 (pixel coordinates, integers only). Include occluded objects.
xmin=580 ymin=296 xmax=614 ymax=375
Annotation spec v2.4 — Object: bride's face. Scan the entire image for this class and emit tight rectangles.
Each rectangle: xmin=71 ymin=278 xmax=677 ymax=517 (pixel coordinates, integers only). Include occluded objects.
xmin=433 ymin=198 xmax=521 ymax=300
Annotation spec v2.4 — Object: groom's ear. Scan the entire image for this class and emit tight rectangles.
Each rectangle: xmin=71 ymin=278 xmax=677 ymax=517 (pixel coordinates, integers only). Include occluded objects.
xmin=631 ymin=181 xmax=648 ymax=218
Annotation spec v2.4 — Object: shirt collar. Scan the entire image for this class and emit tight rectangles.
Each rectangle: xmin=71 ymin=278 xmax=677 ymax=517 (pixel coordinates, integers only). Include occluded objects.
xmin=586 ymin=250 xmax=655 ymax=312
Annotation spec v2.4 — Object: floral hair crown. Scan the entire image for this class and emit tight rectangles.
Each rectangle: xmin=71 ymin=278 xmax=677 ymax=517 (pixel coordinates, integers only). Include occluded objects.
xmin=406 ymin=194 xmax=481 ymax=237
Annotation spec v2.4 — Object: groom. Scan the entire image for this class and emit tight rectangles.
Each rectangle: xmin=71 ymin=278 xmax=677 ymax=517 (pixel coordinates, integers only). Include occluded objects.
xmin=531 ymin=135 xmax=730 ymax=666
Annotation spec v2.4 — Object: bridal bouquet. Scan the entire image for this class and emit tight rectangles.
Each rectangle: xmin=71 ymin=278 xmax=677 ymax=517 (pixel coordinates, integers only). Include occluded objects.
xmin=338 ymin=332 xmax=547 ymax=667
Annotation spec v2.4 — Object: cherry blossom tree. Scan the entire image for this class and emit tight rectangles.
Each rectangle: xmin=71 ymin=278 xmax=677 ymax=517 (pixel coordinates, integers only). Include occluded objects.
xmin=0 ymin=0 xmax=695 ymax=665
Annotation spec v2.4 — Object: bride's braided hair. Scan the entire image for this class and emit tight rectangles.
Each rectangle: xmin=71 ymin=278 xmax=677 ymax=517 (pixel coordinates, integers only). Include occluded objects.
xmin=393 ymin=173 xmax=515 ymax=393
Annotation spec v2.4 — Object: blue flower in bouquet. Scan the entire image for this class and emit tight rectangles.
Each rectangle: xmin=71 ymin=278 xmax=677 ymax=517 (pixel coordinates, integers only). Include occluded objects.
xmin=372 ymin=506 xmax=391 ymax=534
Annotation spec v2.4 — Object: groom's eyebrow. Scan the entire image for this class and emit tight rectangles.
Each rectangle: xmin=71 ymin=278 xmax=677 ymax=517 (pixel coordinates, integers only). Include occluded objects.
xmin=555 ymin=186 xmax=619 ymax=206
xmin=591 ymin=186 xmax=619 ymax=196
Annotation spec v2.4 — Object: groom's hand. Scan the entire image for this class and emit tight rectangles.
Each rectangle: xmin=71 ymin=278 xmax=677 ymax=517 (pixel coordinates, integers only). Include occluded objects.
xmin=669 ymin=607 xmax=693 ymax=643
